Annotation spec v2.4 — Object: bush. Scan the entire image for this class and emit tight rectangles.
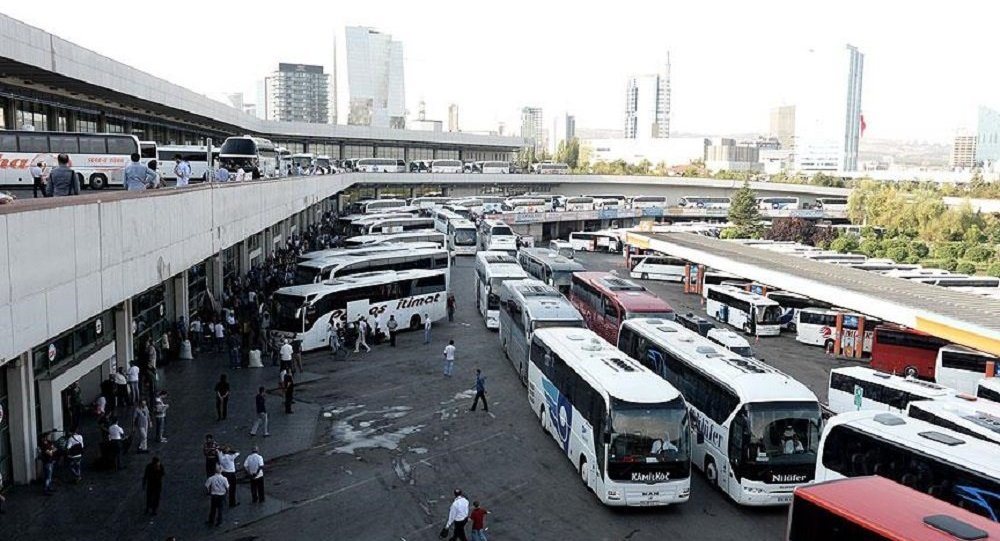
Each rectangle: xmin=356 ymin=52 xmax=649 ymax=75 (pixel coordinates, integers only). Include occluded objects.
xmin=987 ymin=262 xmax=1000 ymax=277
xmin=905 ymin=254 xmax=922 ymax=264
xmin=829 ymin=234 xmax=860 ymax=253
xmin=963 ymin=245 xmax=996 ymax=262
xmin=934 ymin=242 xmax=965 ymax=260
xmin=956 ymin=261 xmax=977 ymax=275
xmin=885 ymin=246 xmax=910 ymax=262
xmin=858 ymin=239 xmax=881 ymax=257
xmin=719 ymin=227 xmax=741 ymax=239
xmin=910 ymin=241 xmax=930 ymax=258
xmin=942 ymin=258 xmax=959 ymax=272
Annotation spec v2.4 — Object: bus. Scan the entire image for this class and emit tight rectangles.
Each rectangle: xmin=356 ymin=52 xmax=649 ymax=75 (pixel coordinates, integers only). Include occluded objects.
xmin=297 ymin=242 xmax=440 ymax=262
xmin=802 ymin=252 xmax=868 ymax=265
xmin=516 ymin=248 xmax=585 ymax=295
xmin=475 ymin=252 xmax=529 ymax=329
xmin=795 ymin=308 xmax=881 ymax=356
xmin=315 ymin=155 xmax=333 ymax=174
xmin=354 ymin=216 xmax=435 ymax=236
xmin=269 ymin=269 xmax=448 ymax=352
xmin=587 ymin=194 xmax=628 ymax=210
xmin=570 ymin=272 xmax=674 ymax=345
xmin=827 ymin=366 xmax=956 ymax=415
xmin=765 ymin=291 xmax=832 ymax=331
xmin=704 ymin=284 xmax=782 ymax=336
xmin=870 ymin=324 xmax=951 ymax=380
xmin=478 ymin=219 xmax=518 ymax=252
xmin=0 ymin=130 xmax=142 ymax=189
xmin=907 ymin=398 xmax=1000 ymax=446
xmin=630 ymin=255 xmax=687 ymax=282
xmin=156 ymin=145 xmax=217 ymax=182
xmin=433 ymin=208 xmax=464 ymax=234
xmin=549 ymin=240 xmax=575 ymax=259
xmin=440 ymin=203 xmax=474 ymax=219
xmin=914 ymin=277 xmax=1000 ymax=290
xmin=564 ymin=196 xmax=595 ymax=211
xmin=756 ymin=197 xmax=800 ymax=210
xmin=430 ymin=159 xmax=464 ymax=173
xmin=528 ymin=328 xmax=692 ymax=506
xmin=356 ymin=158 xmax=406 ymax=173
xmin=408 ymin=196 xmax=452 ymax=209
xmin=848 ymin=261 xmax=921 ymax=273
xmin=294 ymin=247 xmax=450 ymax=284
xmin=502 ymin=197 xmax=548 ymax=213
xmin=445 ymin=218 xmax=478 ymax=256
xmin=706 ymin=328 xmax=755 ymax=358
xmin=476 ymin=161 xmax=510 ymax=174
xmin=569 ymin=231 xmax=622 ymax=253
xmin=936 ymin=346 xmax=1000 ymax=395
xmin=276 ymin=147 xmax=291 ymax=173
xmin=619 ymin=318 xmax=823 ymax=505
xmin=218 ymin=135 xmax=277 ymax=179
xmin=291 ymin=153 xmax=316 ymax=172
xmin=630 ymin=195 xmax=668 ymax=209
xmin=786 ymin=476 xmax=1000 ymax=541
xmin=533 ymin=162 xmax=570 ymax=174
xmin=343 ymin=232 xmax=444 ymax=249
xmin=498 ymin=279 xmax=585 ymax=384
xmin=347 ymin=199 xmax=411 ymax=215
xmin=678 ymin=196 xmax=731 ymax=209
xmin=815 ymin=411 xmax=1000 ymax=522
xmin=139 ymin=140 xmax=157 ymax=168
xmin=815 ymin=197 xmax=848 ymax=211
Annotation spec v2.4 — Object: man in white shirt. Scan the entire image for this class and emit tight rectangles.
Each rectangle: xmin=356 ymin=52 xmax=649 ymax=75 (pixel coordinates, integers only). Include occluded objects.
xmin=214 ymin=321 xmax=226 ymax=353
xmin=66 ymin=430 xmax=84 ymax=482
xmin=126 ymin=362 xmax=141 ymax=405
xmin=234 ymin=167 xmax=246 ymax=182
xmin=214 ymin=166 xmax=230 ymax=183
xmin=173 ymin=154 xmax=191 ymax=188
xmin=107 ymin=417 xmax=125 ymax=471
xmin=205 ymin=465 xmax=230 ymax=527
xmin=443 ymin=340 xmax=457 ymax=377
xmin=444 ymin=488 xmax=470 ymax=541
xmin=217 ymin=446 xmax=240 ymax=507
xmin=243 ymin=446 xmax=265 ymax=503
xmin=355 ymin=318 xmax=371 ymax=353
xmin=280 ymin=340 xmax=294 ymax=370
xmin=423 ymin=313 xmax=432 ymax=344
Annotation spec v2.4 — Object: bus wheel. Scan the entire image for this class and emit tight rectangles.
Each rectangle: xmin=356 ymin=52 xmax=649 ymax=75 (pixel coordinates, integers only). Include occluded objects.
xmin=89 ymin=173 xmax=106 ymax=190
xmin=904 ymin=366 xmax=919 ymax=378
xmin=502 ymin=339 xmax=509 ymax=360
xmin=409 ymin=314 xmax=421 ymax=331
xmin=539 ymin=406 xmax=549 ymax=435
xmin=579 ymin=457 xmax=589 ymax=488
xmin=704 ymin=457 xmax=719 ymax=489
xmin=641 ymin=273 xmax=649 ymax=280
xmin=520 ymin=364 xmax=528 ymax=386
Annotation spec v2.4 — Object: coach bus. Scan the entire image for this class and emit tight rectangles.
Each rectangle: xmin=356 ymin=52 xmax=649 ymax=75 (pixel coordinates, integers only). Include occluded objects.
xmin=408 ymin=196 xmax=453 ymax=209
xmin=980 ymin=379 xmax=1000 ymax=404
xmin=906 ymin=398 xmax=1000 ymax=446
xmin=528 ymin=328 xmax=691 ymax=506
xmin=294 ymin=247 xmax=450 ymax=284
xmin=156 ymin=145 xmax=217 ymax=182
xmin=0 ymin=130 xmax=143 ymax=189
xmin=356 ymin=157 xmax=406 ymax=173
xmin=219 ymin=135 xmax=277 ymax=179
xmin=475 ymin=252 xmax=529 ymax=329
xmin=815 ymin=411 xmax=1000 ymax=522
xmin=814 ymin=197 xmax=848 ymax=211
xmin=869 ymin=324 xmax=951 ymax=380
xmin=678 ymin=196 xmax=731 ymax=209
xmin=704 ymin=284 xmax=782 ymax=337
xmin=795 ymin=308 xmax=881 ymax=356
xmin=503 ymin=197 xmax=549 ymax=213
xmin=498 ymin=279 xmax=584 ymax=384
xmin=564 ymin=196 xmax=595 ymax=211
xmin=534 ymin=162 xmax=570 ymax=174
xmin=629 ymin=195 xmax=668 ymax=209
xmin=347 ymin=198 xmax=409 ymax=215
xmin=354 ymin=216 xmax=435 ymax=236
xmin=446 ymin=218 xmax=478 ymax=255
xmin=764 ymin=291 xmax=832 ymax=331
xmin=343 ymin=232 xmax=445 ymax=249
xmin=569 ymin=231 xmax=622 ymax=253
xmin=269 ymin=269 xmax=448 ymax=351
xmin=629 ymin=255 xmax=688 ymax=282
xmin=430 ymin=159 xmax=464 ymax=173
xmin=619 ymin=319 xmax=822 ymax=506
xmin=476 ymin=161 xmax=510 ymax=174
xmin=756 ymin=197 xmax=800 ymax=210
xmin=433 ymin=208 xmax=464 ymax=234
xmin=936 ymin=345 xmax=1000 ymax=395
xmin=570 ymin=272 xmax=674 ymax=345
xmin=827 ymin=367 xmax=956 ymax=415
xmin=587 ymin=194 xmax=628 ymax=209
xmin=478 ymin=219 xmax=518 ymax=252
xmin=516 ymin=248 xmax=585 ymax=295
xmin=786 ymin=476 xmax=1000 ymax=541
xmin=297 ymin=242 xmax=439 ymax=262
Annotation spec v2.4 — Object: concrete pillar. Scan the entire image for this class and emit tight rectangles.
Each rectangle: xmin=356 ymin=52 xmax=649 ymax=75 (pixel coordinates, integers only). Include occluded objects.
xmin=2 ymin=96 xmax=14 ymax=128
xmin=7 ymin=352 xmax=37 ymax=483
xmin=46 ymin=105 xmax=58 ymax=131
xmin=433 ymin=148 xmax=439 ymax=159
xmin=210 ymin=255 xmax=225 ymax=305
xmin=66 ymin=109 xmax=77 ymax=132
xmin=372 ymin=145 xmax=378 ymax=158
xmin=173 ymin=271 xmax=190 ymax=324
xmin=403 ymin=147 xmax=410 ymax=163
xmin=238 ymin=240 xmax=250 ymax=277
xmin=338 ymin=142 xmax=345 ymax=160
xmin=97 ymin=112 xmax=107 ymax=133
xmin=114 ymin=301 xmax=134 ymax=372
xmin=458 ymin=149 xmax=464 ymax=162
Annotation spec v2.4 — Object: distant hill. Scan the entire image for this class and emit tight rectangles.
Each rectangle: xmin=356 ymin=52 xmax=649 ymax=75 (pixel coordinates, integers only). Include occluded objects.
xmin=858 ymin=138 xmax=949 ymax=168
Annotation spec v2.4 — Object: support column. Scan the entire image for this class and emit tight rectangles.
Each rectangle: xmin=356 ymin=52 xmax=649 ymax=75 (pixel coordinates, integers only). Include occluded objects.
xmin=339 ymin=142 xmax=346 ymax=161
xmin=372 ymin=145 xmax=378 ymax=158
xmin=46 ymin=105 xmax=58 ymax=131
xmin=403 ymin=147 xmax=410 ymax=163
xmin=2 ymin=96 xmax=15 ymax=128
xmin=173 ymin=271 xmax=190 ymax=326
xmin=114 ymin=301 xmax=134 ymax=372
xmin=433 ymin=148 xmax=439 ymax=159
xmin=97 ymin=112 xmax=107 ymax=133
xmin=7 ymin=352 xmax=37 ymax=483
xmin=209 ymin=255 xmax=224 ymax=308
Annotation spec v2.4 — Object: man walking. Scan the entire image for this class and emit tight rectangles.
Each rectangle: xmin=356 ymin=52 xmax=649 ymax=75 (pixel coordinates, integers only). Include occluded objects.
xmin=133 ymin=400 xmax=151 ymax=453
xmin=387 ymin=315 xmax=399 ymax=347
xmin=30 ymin=161 xmax=46 ymax=198
xmin=203 ymin=434 xmax=219 ymax=478
xmin=444 ymin=488 xmax=470 ymax=541
xmin=153 ymin=391 xmax=169 ymax=443
xmin=447 ymin=295 xmax=456 ymax=322
xmin=283 ymin=374 xmax=295 ymax=414
xmin=214 ymin=320 xmax=226 ymax=353
xmin=40 ymin=435 xmax=56 ymax=494
xmin=215 ymin=374 xmax=231 ymax=421
xmin=123 ymin=153 xmax=156 ymax=191
xmin=107 ymin=416 xmax=126 ymax=471
xmin=279 ymin=339 xmax=293 ymax=371
xmin=143 ymin=456 xmax=165 ymax=515
xmin=249 ymin=387 xmax=269 ymax=437
xmin=470 ymin=369 xmax=488 ymax=412
xmin=65 ymin=429 xmax=84 ymax=483
xmin=217 ymin=446 xmax=240 ymax=508
xmin=470 ymin=501 xmax=489 ymax=541
xmin=113 ymin=367 xmax=129 ymax=407
xmin=423 ymin=314 xmax=432 ymax=344
xmin=243 ymin=446 xmax=265 ymax=503
xmin=443 ymin=340 xmax=457 ymax=377
xmin=205 ymin=465 xmax=229 ymax=527
xmin=355 ymin=318 xmax=371 ymax=353
xmin=173 ymin=154 xmax=191 ymax=188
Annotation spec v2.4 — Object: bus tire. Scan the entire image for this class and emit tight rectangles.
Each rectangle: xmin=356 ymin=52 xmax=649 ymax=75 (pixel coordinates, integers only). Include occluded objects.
xmin=579 ymin=457 xmax=589 ymax=488
xmin=704 ymin=457 xmax=719 ymax=489
xmin=904 ymin=365 xmax=919 ymax=378
xmin=641 ymin=273 xmax=649 ymax=280
xmin=89 ymin=173 xmax=106 ymax=190
xmin=409 ymin=314 xmax=421 ymax=331
xmin=539 ymin=406 xmax=549 ymax=435
xmin=520 ymin=363 xmax=528 ymax=386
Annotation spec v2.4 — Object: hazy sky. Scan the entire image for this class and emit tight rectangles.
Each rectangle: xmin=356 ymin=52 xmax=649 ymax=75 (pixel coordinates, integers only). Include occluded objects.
xmin=4 ymin=1 xmax=997 ymax=142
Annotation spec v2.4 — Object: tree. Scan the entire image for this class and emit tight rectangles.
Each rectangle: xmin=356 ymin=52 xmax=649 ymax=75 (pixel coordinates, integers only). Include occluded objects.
xmin=987 ymin=262 xmax=1000 ymax=277
xmin=554 ymin=137 xmax=581 ymax=169
xmin=766 ymin=218 xmax=817 ymax=243
xmin=829 ymin=234 xmax=860 ymax=253
xmin=963 ymin=245 xmax=995 ymax=262
xmin=727 ymin=181 xmax=763 ymax=238
xmin=956 ymin=261 xmax=977 ymax=275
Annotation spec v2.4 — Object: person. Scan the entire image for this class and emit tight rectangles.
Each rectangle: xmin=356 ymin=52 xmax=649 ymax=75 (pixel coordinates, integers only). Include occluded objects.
xmin=243 ymin=446 xmax=265 ymax=503
xmin=214 ymin=321 xmax=226 ymax=353
xmin=39 ymin=434 xmax=56 ymax=494
xmin=445 ymin=488 xmax=470 ymax=541
xmin=789 ymin=434 xmax=804 ymax=454
xmin=249 ymin=386 xmax=269 ymax=437
xmin=228 ymin=334 xmax=241 ymax=369
xmin=470 ymin=369 xmax=488 ymax=412
xmin=782 ymin=426 xmax=797 ymax=455
xmin=328 ymin=320 xmax=344 ymax=357
xmin=279 ymin=339 xmax=293 ymax=371
xmin=470 ymin=501 xmax=489 ymax=541
xmin=142 ymin=456 xmax=165 ymax=515
xmin=215 ymin=374 xmax=231 ymax=421
xmin=292 ymin=339 xmax=304 ymax=373
xmin=387 ymin=315 xmax=399 ymax=347
xmin=65 ymin=429 xmax=84 ymax=482
xmin=423 ymin=313 xmax=432 ymax=344
xmin=190 ymin=317 xmax=203 ymax=352
xmin=45 ymin=154 xmax=80 ymax=197
xmin=214 ymin=166 xmax=230 ymax=183
xmin=203 ymin=434 xmax=219 ymax=478
xmin=133 ymin=400 xmax=150 ymax=453
xmin=123 ymin=153 xmax=156 ymax=191
xmin=67 ymin=382 xmax=83 ymax=432
xmin=447 ymin=295 xmax=456 ymax=322
xmin=283 ymin=374 xmax=295 ymax=414
xmin=173 ymin=154 xmax=191 ymax=188
xmin=29 ymin=161 xmax=46 ymax=198
xmin=205 ymin=465 xmax=230 ymax=527
xmin=101 ymin=374 xmax=118 ymax=409
xmin=147 ymin=160 xmax=162 ymax=188
xmin=217 ymin=446 xmax=240 ymax=507
xmin=113 ymin=367 xmax=129 ymax=406
xmin=127 ymin=362 xmax=141 ymax=405
xmin=153 ymin=391 xmax=169 ymax=443
xmin=107 ymin=416 xmax=125 ymax=471
xmin=443 ymin=340 xmax=457 ymax=377
xmin=234 ymin=167 xmax=246 ymax=182
xmin=355 ymin=318 xmax=371 ymax=353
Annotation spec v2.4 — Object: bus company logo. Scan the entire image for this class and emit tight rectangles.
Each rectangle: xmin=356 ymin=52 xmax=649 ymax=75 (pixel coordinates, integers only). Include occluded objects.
xmin=692 ymin=410 xmax=724 ymax=449
xmin=0 ymin=154 xmax=35 ymax=169
xmin=396 ymin=293 xmax=441 ymax=310
xmin=631 ymin=471 xmax=670 ymax=483
xmin=821 ymin=327 xmax=832 ymax=338
xmin=771 ymin=473 xmax=807 ymax=483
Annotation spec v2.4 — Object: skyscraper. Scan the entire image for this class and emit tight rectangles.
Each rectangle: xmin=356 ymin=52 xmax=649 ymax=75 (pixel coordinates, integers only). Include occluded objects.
xmin=769 ymin=105 xmax=796 ymax=150
xmin=448 ymin=104 xmax=459 ymax=132
xmin=975 ymin=106 xmax=1000 ymax=168
xmin=521 ymin=107 xmax=544 ymax=152
xmin=264 ymin=63 xmax=330 ymax=123
xmin=337 ymin=26 xmax=406 ymax=129
xmin=951 ymin=132 xmax=977 ymax=169
xmin=624 ymin=53 xmax=671 ymax=139
xmin=792 ymin=44 xmax=865 ymax=172
xmin=550 ymin=113 xmax=576 ymax=154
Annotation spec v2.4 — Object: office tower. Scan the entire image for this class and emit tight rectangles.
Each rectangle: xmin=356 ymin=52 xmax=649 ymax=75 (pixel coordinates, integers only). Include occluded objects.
xmin=975 ymin=106 xmax=1000 ymax=168
xmin=551 ymin=113 xmax=576 ymax=154
xmin=769 ymin=105 xmax=796 ymax=150
xmin=264 ymin=63 xmax=330 ymax=123
xmin=520 ymin=107 xmax=544 ymax=152
xmin=448 ymin=104 xmax=459 ymax=132
xmin=339 ymin=26 xmax=406 ymax=129
xmin=951 ymin=133 xmax=977 ymax=169
xmin=624 ymin=53 xmax=671 ymax=139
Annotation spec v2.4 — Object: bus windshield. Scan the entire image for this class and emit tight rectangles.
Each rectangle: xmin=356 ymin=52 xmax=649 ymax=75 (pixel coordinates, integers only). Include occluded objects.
xmin=454 ymin=228 xmax=477 ymax=245
xmin=271 ymin=293 xmax=307 ymax=332
xmin=530 ymin=319 xmax=586 ymax=332
xmin=220 ymin=139 xmax=255 ymax=155
xmin=491 ymin=225 xmax=514 ymax=236
xmin=608 ymin=397 xmax=690 ymax=482
xmin=742 ymin=402 xmax=821 ymax=466
xmin=730 ymin=346 xmax=754 ymax=357
xmin=295 ymin=266 xmax=323 ymax=284
xmin=758 ymin=305 xmax=783 ymax=324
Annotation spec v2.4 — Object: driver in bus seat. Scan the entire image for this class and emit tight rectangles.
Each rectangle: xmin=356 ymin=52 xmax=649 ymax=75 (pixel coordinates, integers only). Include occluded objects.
xmin=782 ymin=426 xmax=802 ymax=455
xmin=650 ymin=435 xmax=678 ymax=455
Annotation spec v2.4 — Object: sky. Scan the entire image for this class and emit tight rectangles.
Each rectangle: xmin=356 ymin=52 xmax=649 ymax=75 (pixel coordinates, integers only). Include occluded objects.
xmin=3 ymin=0 xmax=998 ymax=142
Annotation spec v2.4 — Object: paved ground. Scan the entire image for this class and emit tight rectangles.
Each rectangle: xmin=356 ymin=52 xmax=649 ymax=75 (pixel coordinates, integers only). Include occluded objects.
xmin=4 ymin=251 xmax=860 ymax=540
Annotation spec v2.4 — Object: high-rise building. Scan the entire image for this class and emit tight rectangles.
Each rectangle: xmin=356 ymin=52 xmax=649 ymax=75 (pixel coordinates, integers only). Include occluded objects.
xmin=951 ymin=133 xmax=977 ymax=169
xmin=521 ymin=107 xmax=544 ymax=152
xmin=769 ymin=105 xmax=796 ymax=150
xmin=264 ymin=63 xmax=330 ymax=123
xmin=975 ymin=106 xmax=1000 ymax=168
xmin=792 ymin=44 xmax=864 ymax=172
xmin=337 ymin=26 xmax=406 ymax=129
xmin=448 ymin=104 xmax=459 ymax=132
xmin=550 ymin=113 xmax=576 ymax=154
xmin=624 ymin=53 xmax=671 ymax=140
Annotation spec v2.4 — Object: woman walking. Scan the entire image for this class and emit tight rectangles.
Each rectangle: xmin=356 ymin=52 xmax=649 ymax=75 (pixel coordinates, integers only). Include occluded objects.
xmin=142 ymin=456 xmax=165 ymax=515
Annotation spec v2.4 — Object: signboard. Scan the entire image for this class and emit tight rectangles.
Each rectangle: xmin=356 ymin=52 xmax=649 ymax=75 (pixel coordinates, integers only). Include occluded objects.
xmin=854 ymin=385 xmax=864 ymax=410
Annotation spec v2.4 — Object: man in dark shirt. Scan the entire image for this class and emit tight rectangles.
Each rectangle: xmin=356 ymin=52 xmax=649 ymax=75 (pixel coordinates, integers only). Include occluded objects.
xmin=470 ymin=369 xmax=488 ymax=412
xmin=249 ymin=386 xmax=269 ymax=437
xmin=214 ymin=374 xmax=231 ymax=421
xmin=45 ymin=154 xmax=80 ymax=197
xmin=470 ymin=501 xmax=489 ymax=541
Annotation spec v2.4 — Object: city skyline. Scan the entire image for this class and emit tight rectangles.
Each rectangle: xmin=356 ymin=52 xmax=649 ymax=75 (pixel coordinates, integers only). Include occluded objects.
xmin=5 ymin=1 xmax=1000 ymax=142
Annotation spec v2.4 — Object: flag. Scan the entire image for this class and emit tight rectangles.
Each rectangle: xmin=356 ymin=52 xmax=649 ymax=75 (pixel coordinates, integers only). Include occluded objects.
xmin=860 ymin=114 xmax=867 ymax=137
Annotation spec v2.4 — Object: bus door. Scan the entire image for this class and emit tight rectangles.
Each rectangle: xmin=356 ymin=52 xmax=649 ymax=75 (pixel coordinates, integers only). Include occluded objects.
xmin=347 ymin=299 xmax=373 ymax=326
xmin=600 ymin=295 xmax=622 ymax=342
xmin=748 ymin=306 xmax=758 ymax=335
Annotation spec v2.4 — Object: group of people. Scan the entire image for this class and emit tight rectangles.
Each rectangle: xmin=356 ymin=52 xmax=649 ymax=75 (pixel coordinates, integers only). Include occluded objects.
xmin=443 ymin=489 xmax=489 ymax=541
xmin=202 ymin=434 xmax=266 ymax=527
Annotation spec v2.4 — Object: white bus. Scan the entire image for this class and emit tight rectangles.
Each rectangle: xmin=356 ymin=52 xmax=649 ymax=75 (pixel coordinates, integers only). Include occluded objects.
xmin=475 ymin=251 xmax=529 ymax=329
xmin=343 ymin=232 xmax=445 ymax=249
xmin=355 ymin=216 xmax=435 ymax=236
xmin=408 ymin=196 xmax=453 ymax=209
xmin=269 ymin=269 xmax=448 ymax=351
xmin=907 ymin=398 xmax=1000 ymax=446
xmin=630 ymin=255 xmax=687 ymax=282
xmin=569 ymin=231 xmax=622 ymax=253
xmin=763 ymin=291 xmax=832 ymax=331
xmin=827 ymin=366 xmax=956 ymax=415
xmin=533 ymin=162 xmax=570 ymax=174
xmin=433 ymin=208 xmax=464 ymax=234
xmin=619 ymin=319 xmax=822 ymax=505
xmin=298 ymin=242 xmax=440 ymax=261
xmin=756 ymin=197 xmax=800 ymax=210
xmin=315 ymin=155 xmax=333 ymax=174
xmin=156 ymin=145 xmax=217 ymax=182
xmin=630 ymin=195 xmax=668 ymax=209
xmin=356 ymin=158 xmax=406 ymax=173
xmin=936 ymin=345 xmax=1000 ymax=395
xmin=705 ymin=328 xmax=754 ymax=358
xmin=802 ymin=252 xmax=868 ymax=265
xmin=795 ymin=308 xmax=880 ymax=353
xmin=218 ymin=135 xmax=277 ymax=179
xmin=814 ymin=197 xmax=848 ymax=211
xmin=498 ymin=279 xmax=584 ymax=384
xmin=0 ymin=130 xmax=142 ymax=189
xmin=291 ymin=152 xmax=316 ymax=172
xmin=564 ymin=196 xmax=595 ymax=211
xmin=503 ymin=197 xmax=549 ymax=213
xmin=587 ymin=194 xmax=627 ymax=210
xmin=549 ymin=240 xmax=575 ymax=259
xmin=516 ymin=248 xmax=585 ymax=295
xmin=528 ymin=328 xmax=692 ymax=506
xmin=276 ymin=147 xmax=292 ymax=173
xmin=704 ymin=284 xmax=782 ymax=336
xmin=447 ymin=218 xmax=478 ymax=256
xmin=430 ymin=159 xmax=464 ymax=173
xmin=678 ymin=196 xmax=731 ymax=209
xmin=913 ymin=276 xmax=1000 ymax=290
xmin=294 ymin=247 xmax=450 ymax=284
xmin=347 ymin=199 xmax=409 ymax=215
xmin=478 ymin=219 xmax=518 ymax=252
xmin=477 ymin=161 xmax=509 ymax=174
xmin=440 ymin=203 xmax=474 ymax=219
xmin=814 ymin=411 xmax=1000 ymax=521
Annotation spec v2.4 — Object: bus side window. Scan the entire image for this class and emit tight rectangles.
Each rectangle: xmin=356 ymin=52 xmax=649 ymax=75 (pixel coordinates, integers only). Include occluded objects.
xmin=602 ymin=296 xmax=619 ymax=322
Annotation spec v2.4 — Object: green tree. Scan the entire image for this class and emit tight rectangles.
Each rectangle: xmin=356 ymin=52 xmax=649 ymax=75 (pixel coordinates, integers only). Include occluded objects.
xmin=885 ymin=246 xmax=910 ymax=262
xmin=829 ymin=234 xmax=860 ymax=253
xmin=956 ymin=261 xmax=977 ymax=275
xmin=727 ymin=181 xmax=763 ymax=238
xmin=963 ymin=245 xmax=995 ymax=262
xmin=942 ymin=258 xmax=959 ymax=272
xmin=554 ymin=138 xmax=581 ymax=169
xmin=910 ymin=241 xmax=929 ymax=258
xmin=964 ymin=224 xmax=987 ymax=245
xmin=987 ymin=262 xmax=1000 ymax=277
xmin=858 ymin=238 xmax=882 ymax=257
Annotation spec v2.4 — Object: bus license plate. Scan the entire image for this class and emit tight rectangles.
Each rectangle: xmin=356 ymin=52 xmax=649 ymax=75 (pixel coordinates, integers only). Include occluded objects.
xmin=775 ymin=495 xmax=792 ymax=504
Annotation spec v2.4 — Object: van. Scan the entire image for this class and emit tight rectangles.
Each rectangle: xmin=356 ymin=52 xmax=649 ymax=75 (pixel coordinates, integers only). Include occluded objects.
xmin=549 ymin=240 xmax=574 ymax=259
xmin=706 ymin=328 xmax=755 ymax=358
xmin=675 ymin=312 xmax=714 ymax=336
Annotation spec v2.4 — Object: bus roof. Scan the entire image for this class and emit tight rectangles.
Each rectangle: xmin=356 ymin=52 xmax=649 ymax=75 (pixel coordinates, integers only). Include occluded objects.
xmin=500 ymin=279 xmax=583 ymax=323
xmin=908 ymin=397 xmax=1000 ymax=443
xmin=344 ymin=232 xmax=443 ymax=246
xmin=449 ymin=218 xmax=476 ymax=229
xmin=533 ymin=328 xmax=682 ymax=404
xmin=476 ymin=251 xmax=518 ymax=265
xmin=298 ymin=242 xmax=437 ymax=261
xmin=622 ymin=318 xmax=817 ymax=403
xmin=299 ymin=247 xmax=447 ymax=272
xmin=574 ymin=272 xmax=673 ymax=312
xmin=276 ymin=268 xmax=446 ymax=298
xmin=794 ymin=476 xmax=1000 ymax=540
xmin=831 ymin=366 xmax=957 ymax=399
xmin=706 ymin=284 xmax=780 ymax=306
xmin=518 ymin=248 xmax=585 ymax=272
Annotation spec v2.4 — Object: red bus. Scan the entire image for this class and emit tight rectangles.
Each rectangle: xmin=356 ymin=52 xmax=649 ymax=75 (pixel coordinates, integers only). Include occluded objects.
xmin=870 ymin=324 xmax=950 ymax=380
xmin=788 ymin=476 xmax=1000 ymax=541
xmin=568 ymin=272 xmax=674 ymax=344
